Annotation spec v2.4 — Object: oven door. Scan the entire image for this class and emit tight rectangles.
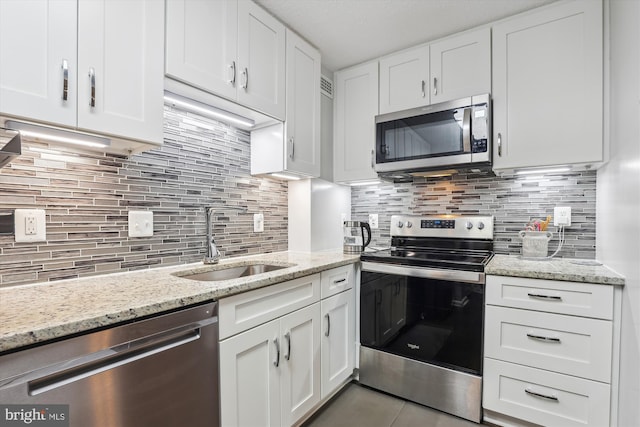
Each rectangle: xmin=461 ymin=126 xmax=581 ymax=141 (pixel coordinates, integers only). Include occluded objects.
xmin=360 ymin=262 xmax=485 ymax=376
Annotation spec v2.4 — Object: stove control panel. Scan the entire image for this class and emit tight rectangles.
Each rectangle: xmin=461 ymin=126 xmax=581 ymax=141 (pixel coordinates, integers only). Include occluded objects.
xmin=391 ymin=215 xmax=494 ymax=239
xmin=421 ymin=219 xmax=455 ymax=229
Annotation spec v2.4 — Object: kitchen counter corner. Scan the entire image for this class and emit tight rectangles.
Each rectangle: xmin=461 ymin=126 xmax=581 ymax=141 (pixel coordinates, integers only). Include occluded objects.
xmin=486 ymin=254 xmax=625 ymax=286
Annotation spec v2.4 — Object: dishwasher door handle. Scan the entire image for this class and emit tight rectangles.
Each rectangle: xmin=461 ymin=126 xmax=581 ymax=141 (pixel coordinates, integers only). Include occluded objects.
xmin=29 ymin=326 xmax=203 ymax=396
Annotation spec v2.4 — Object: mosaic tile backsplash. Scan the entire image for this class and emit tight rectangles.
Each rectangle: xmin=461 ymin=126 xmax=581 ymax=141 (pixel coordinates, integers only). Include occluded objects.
xmin=0 ymin=107 xmax=288 ymax=287
xmin=351 ymin=171 xmax=597 ymax=259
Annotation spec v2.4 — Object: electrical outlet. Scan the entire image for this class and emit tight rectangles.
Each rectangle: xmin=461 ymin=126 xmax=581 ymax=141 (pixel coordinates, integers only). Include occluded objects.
xmin=254 ymin=213 xmax=264 ymax=232
xmin=554 ymin=206 xmax=572 ymax=226
xmin=14 ymin=209 xmax=46 ymax=242
xmin=369 ymin=213 xmax=379 ymax=229
xmin=341 ymin=213 xmax=348 ymax=227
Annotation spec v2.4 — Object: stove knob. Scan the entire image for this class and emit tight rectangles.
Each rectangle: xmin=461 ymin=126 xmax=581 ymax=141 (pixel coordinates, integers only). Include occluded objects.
xmin=477 ymin=221 xmax=485 ymax=230
xmin=465 ymin=221 xmax=474 ymax=230
xmin=406 ymin=221 xmax=413 ymax=228
xmin=397 ymin=221 xmax=404 ymax=228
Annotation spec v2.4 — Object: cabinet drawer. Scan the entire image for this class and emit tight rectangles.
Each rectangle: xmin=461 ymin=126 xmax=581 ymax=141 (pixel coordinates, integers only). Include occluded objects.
xmin=485 ymin=306 xmax=612 ymax=382
xmin=483 ymin=358 xmax=610 ymax=427
xmin=320 ymin=265 xmax=354 ymax=299
xmin=219 ymin=274 xmax=320 ymax=339
xmin=486 ymin=275 xmax=613 ymax=319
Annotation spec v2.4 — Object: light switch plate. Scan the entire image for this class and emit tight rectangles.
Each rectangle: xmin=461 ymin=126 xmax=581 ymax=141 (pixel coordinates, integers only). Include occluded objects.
xmin=128 ymin=211 xmax=154 ymax=237
xmin=15 ymin=209 xmax=46 ymax=242
xmin=254 ymin=213 xmax=264 ymax=233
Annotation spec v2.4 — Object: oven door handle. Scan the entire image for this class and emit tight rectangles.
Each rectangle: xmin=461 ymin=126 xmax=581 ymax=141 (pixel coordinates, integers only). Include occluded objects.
xmin=361 ymin=262 xmax=485 ymax=284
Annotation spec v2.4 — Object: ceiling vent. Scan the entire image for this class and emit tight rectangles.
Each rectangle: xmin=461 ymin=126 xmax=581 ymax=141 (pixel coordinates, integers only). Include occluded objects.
xmin=320 ymin=74 xmax=333 ymax=99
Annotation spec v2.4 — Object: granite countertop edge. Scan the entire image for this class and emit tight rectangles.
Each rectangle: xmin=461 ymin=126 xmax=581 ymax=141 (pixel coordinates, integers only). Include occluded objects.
xmin=485 ymin=254 xmax=625 ymax=286
xmin=0 ymin=251 xmax=360 ymax=354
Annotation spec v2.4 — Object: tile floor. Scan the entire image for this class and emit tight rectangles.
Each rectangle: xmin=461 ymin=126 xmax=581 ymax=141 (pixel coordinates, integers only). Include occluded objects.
xmin=303 ymin=383 xmax=480 ymax=427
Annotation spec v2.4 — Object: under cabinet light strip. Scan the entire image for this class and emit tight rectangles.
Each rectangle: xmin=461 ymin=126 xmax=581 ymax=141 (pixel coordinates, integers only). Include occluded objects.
xmin=4 ymin=120 xmax=110 ymax=148
xmin=164 ymin=93 xmax=255 ymax=128
xmin=515 ymin=167 xmax=571 ymax=175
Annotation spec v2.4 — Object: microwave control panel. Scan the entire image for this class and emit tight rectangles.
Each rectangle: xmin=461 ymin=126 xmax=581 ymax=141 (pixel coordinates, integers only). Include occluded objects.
xmin=471 ymin=103 xmax=489 ymax=153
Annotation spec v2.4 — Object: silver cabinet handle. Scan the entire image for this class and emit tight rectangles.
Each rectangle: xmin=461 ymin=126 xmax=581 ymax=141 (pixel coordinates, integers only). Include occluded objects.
xmin=241 ymin=67 xmax=248 ymax=89
xmin=273 ymin=337 xmax=280 ymax=367
xmin=288 ymin=137 xmax=294 ymax=160
xmin=497 ymin=132 xmax=502 ymax=157
xmin=284 ymin=332 xmax=291 ymax=361
xmin=61 ymin=59 xmax=69 ymax=101
xmin=527 ymin=333 xmax=561 ymax=343
xmin=88 ymin=67 xmax=96 ymax=108
xmin=527 ymin=293 xmax=562 ymax=301
xmin=433 ymin=77 xmax=437 ymax=96
xmin=227 ymin=61 xmax=236 ymax=85
xmin=325 ymin=313 xmax=331 ymax=337
xmin=421 ymin=80 xmax=425 ymax=98
xmin=371 ymin=149 xmax=375 ymax=169
xmin=333 ymin=278 xmax=346 ymax=284
xmin=525 ymin=387 xmax=559 ymax=402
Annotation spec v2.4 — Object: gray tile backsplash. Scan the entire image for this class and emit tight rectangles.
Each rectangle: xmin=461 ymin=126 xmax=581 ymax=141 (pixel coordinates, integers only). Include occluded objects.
xmin=0 ymin=107 xmax=288 ymax=286
xmin=351 ymin=171 xmax=597 ymax=258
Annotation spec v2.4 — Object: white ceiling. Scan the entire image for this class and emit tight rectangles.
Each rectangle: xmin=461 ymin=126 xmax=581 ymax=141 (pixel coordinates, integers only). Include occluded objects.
xmin=255 ymin=0 xmax=558 ymax=72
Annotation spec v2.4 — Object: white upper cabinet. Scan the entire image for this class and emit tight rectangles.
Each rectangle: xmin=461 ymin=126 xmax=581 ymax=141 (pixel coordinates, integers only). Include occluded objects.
xmin=284 ymin=29 xmax=321 ymax=177
xmin=430 ymin=28 xmax=491 ymax=103
xmin=0 ymin=0 xmax=77 ymax=128
xmin=237 ymin=0 xmax=286 ymax=120
xmin=166 ymin=0 xmax=286 ymax=121
xmin=165 ymin=0 xmax=238 ymax=100
xmin=0 ymin=0 xmax=164 ymax=147
xmin=379 ymin=45 xmax=429 ymax=114
xmin=77 ymin=0 xmax=164 ymax=143
xmin=251 ymin=29 xmax=321 ymax=178
xmin=333 ymin=62 xmax=379 ymax=183
xmin=378 ymin=27 xmax=490 ymax=114
xmin=492 ymin=0 xmax=603 ymax=172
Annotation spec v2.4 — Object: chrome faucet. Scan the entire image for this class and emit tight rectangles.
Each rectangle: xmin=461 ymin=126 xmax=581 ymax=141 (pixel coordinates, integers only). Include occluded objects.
xmin=204 ymin=206 xmax=247 ymax=264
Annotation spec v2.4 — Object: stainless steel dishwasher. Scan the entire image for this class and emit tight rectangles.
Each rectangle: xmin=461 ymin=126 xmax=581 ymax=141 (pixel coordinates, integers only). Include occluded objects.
xmin=0 ymin=302 xmax=219 ymax=427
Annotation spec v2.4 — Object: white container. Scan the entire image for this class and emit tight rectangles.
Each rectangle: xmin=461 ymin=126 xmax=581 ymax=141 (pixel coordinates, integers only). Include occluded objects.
xmin=519 ymin=231 xmax=553 ymax=258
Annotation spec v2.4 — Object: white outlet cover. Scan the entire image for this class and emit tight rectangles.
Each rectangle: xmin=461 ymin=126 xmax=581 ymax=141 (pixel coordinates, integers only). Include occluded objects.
xmin=15 ymin=209 xmax=46 ymax=242
xmin=128 ymin=211 xmax=154 ymax=237
xmin=369 ymin=213 xmax=379 ymax=229
xmin=254 ymin=213 xmax=264 ymax=232
xmin=553 ymin=206 xmax=572 ymax=226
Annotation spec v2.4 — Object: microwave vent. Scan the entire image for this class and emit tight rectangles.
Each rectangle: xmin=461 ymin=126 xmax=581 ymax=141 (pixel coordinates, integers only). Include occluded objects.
xmin=320 ymin=75 xmax=333 ymax=99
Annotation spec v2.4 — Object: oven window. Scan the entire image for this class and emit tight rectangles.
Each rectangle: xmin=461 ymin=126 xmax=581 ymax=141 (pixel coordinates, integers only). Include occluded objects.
xmin=376 ymin=109 xmax=464 ymax=163
xmin=360 ymin=271 xmax=484 ymax=375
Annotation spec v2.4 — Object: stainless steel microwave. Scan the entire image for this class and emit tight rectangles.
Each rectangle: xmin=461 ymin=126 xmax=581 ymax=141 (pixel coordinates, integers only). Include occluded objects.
xmin=374 ymin=94 xmax=491 ymax=177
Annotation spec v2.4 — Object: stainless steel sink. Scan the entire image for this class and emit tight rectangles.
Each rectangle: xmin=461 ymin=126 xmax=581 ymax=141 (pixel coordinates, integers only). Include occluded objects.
xmin=177 ymin=263 xmax=289 ymax=281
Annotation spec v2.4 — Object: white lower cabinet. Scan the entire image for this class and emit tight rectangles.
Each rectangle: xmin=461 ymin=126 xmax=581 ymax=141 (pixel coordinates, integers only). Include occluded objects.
xmin=219 ymin=265 xmax=356 ymax=426
xmin=483 ymin=275 xmax=617 ymax=427
xmin=320 ymin=289 xmax=354 ymax=399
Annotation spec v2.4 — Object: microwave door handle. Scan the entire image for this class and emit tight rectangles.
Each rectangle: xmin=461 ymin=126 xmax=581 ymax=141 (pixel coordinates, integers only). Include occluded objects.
xmin=462 ymin=107 xmax=471 ymax=153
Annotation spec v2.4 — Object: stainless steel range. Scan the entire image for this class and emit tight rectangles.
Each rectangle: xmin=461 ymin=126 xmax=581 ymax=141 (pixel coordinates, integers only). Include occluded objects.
xmin=359 ymin=214 xmax=494 ymax=423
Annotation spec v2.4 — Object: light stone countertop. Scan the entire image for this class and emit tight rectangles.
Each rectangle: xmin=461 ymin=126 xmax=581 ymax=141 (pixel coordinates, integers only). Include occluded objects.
xmin=486 ymin=254 xmax=625 ymax=286
xmin=0 ymin=251 xmax=360 ymax=354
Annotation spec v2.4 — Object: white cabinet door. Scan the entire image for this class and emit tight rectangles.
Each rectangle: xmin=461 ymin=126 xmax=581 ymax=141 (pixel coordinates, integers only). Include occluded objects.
xmin=0 ymin=0 xmax=77 ymax=127
xmin=77 ymin=0 xmax=164 ymax=144
xmin=220 ymin=319 xmax=282 ymax=427
xmin=237 ymin=0 xmax=286 ymax=120
xmin=280 ymin=304 xmax=321 ymax=426
xmin=321 ymin=289 xmax=355 ymax=399
xmin=284 ymin=29 xmax=321 ymax=177
xmin=430 ymin=28 xmax=491 ymax=104
xmin=334 ymin=62 xmax=379 ymax=183
xmin=165 ymin=0 xmax=237 ymax=100
xmin=492 ymin=0 xmax=603 ymax=171
xmin=379 ymin=45 xmax=429 ymax=114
